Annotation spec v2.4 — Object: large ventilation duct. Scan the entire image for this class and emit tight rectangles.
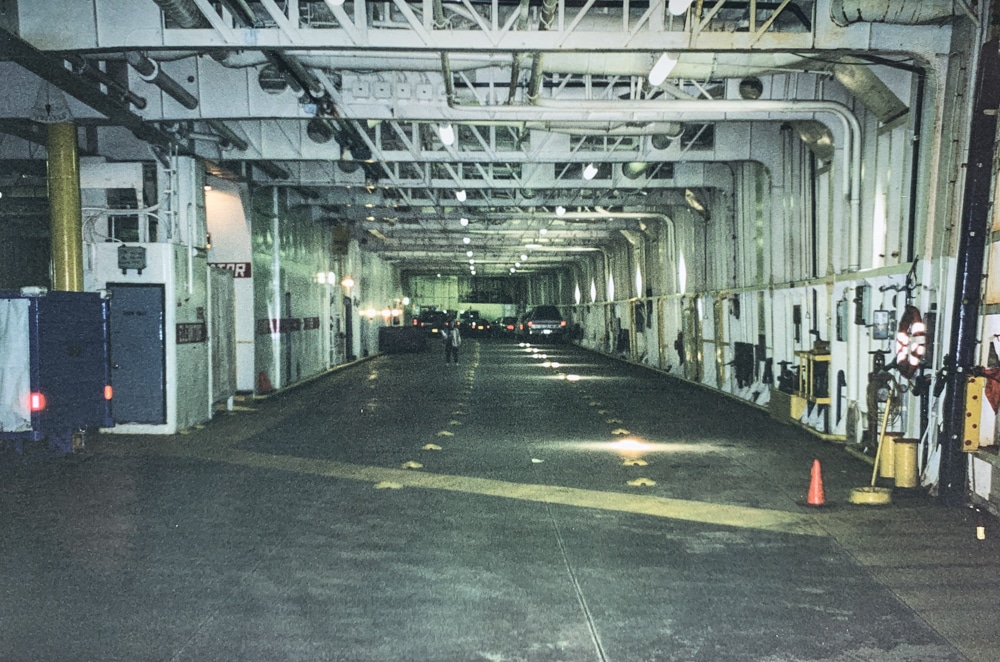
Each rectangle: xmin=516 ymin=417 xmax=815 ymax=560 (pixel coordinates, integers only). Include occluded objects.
xmin=788 ymin=120 xmax=836 ymax=162
xmin=830 ymin=0 xmax=964 ymax=26
xmin=152 ymin=0 xmax=207 ymax=29
xmin=830 ymin=63 xmax=908 ymax=124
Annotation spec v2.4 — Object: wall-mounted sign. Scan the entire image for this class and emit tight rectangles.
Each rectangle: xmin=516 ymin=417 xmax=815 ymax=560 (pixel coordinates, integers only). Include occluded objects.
xmin=176 ymin=322 xmax=207 ymax=344
xmin=117 ymin=245 xmax=147 ymax=275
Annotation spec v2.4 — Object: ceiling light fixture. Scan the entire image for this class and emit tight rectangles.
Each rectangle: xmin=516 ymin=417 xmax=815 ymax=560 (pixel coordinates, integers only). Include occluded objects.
xmin=556 ymin=206 xmax=566 ymax=216
xmin=455 ymin=189 xmax=467 ymax=202
xmin=520 ymin=254 xmax=528 ymax=261
xmin=668 ymin=0 xmax=693 ymax=15
xmin=583 ymin=163 xmax=598 ymax=180
xmin=648 ymin=53 xmax=679 ymax=86
xmin=438 ymin=123 xmax=455 ymax=146
xmin=466 ymin=250 xmax=474 ymax=257
xmin=460 ymin=217 xmax=469 ymax=226
xmin=463 ymin=237 xmax=471 ymax=244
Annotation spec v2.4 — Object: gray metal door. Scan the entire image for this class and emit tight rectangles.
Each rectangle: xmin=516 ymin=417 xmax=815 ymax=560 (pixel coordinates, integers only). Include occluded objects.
xmin=108 ymin=284 xmax=166 ymax=424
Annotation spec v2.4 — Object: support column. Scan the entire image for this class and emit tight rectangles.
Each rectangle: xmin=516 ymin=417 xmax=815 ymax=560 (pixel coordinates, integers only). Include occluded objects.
xmin=47 ymin=122 xmax=83 ymax=292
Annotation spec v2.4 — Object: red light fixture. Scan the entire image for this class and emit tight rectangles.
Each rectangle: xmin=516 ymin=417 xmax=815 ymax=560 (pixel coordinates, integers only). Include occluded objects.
xmin=104 ymin=385 xmax=113 ymax=400
xmin=29 ymin=392 xmax=46 ymax=412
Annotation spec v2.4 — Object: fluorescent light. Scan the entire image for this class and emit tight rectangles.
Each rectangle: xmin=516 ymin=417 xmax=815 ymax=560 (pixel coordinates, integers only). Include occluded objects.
xmin=438 ymin=123 xmax=455 ymax=146
xmin=455 ymin=189 xmax=467 ymax=202
xmin=555 ymin=206 xmax=566 ymax=216
xmin=648 ymin=53 xmax=678 ymax=86
xmin=668 ymin=0 xmax=693 ymax=15
xmin=583 ymin=163 xmax=598 ymax=180
xmin=462 ymin=237 xmax=471 ymax=244
xmin=460 ymin=217 xmax=469 ymax=226
xmin=466 ymin=250 xmax=473 ymax=257
xmin=520 ymin=254 xmax=527 ymax=261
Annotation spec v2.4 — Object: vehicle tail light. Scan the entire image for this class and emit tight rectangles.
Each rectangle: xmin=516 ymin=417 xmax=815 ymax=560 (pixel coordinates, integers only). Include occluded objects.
xmin=104 ymin=385 xmax=113 ymax=400
xmin=560 ymin=320 xmax=567 ymax=327
xmin=29 ymin=392 xmax=46 ymax=412
xmin=527 ymin=321 xmax=534 ymax=327
xmin=413 ymin=319 xmax=418 ymax=326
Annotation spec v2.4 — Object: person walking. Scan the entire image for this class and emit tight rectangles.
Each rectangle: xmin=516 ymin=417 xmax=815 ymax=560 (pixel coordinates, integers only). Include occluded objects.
xmin=443 ymin=321 xmax=462 ymax=364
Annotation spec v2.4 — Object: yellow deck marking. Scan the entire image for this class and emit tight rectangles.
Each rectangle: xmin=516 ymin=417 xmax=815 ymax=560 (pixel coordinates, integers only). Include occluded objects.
xmin=162 ymin=446 xmax=825 ymax=537
xmin=627 ymin=477 xmax=656 ymax=487
xmin=436 ymin=430 xmax=455 ymax=437
xmin=611 ymin=428 xmax=630 ymax=436
xmin=623 ymin=458 xmax=648 ymax=467
xmin=422 ymin=444 xmax=443 ymax=451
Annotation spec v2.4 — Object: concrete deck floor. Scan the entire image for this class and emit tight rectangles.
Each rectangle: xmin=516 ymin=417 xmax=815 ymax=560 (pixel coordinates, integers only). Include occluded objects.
xmin=2 ymin=339 xmax=999 ymax=661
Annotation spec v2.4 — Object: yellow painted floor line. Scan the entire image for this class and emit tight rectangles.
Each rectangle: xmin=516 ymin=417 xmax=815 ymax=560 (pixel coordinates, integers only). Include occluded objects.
xmin=167 ymin=445 xmax=825 ymax=537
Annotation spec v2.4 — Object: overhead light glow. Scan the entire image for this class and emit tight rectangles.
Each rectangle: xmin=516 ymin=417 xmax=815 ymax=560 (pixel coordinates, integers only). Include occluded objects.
xmin=520 ymin=254 xmax=527 ymax=261
xmin=466 ymin=250 xmax=474 ymax=257
xmin=463 ymin=237 xmax=471 ymax=244
xmin=668 ymin=0 xmax=694 ymax=15
xmin=540 ymin=228 xmax=548 ymax=235
xmin=583 ymin=163 xmax=598 ymax=180
xmin=648 ymin=52 xmax=679 ymax=86
xmin=455 ymin=189 xmax=467 ymax=202
xmin=460 ymin=217 xmax=469 ymax=226
xmin=438 ymin=122 xmax=455 ymax=146
xmin=556 ymin=206 xmax=566 ymax=216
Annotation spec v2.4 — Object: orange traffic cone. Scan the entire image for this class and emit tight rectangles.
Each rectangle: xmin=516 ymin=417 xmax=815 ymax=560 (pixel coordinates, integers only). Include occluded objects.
xmin=805 ymin=459 xmax=826 ymax=507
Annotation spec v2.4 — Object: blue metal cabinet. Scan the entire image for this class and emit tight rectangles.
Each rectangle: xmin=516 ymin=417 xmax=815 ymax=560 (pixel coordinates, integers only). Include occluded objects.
xmin=0 ymin=290 xmax=113 ymax=455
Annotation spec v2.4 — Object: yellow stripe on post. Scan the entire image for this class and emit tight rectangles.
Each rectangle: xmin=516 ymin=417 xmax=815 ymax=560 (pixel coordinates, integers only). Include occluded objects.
xmin=47 ymin=122 xmax=83 ymax=292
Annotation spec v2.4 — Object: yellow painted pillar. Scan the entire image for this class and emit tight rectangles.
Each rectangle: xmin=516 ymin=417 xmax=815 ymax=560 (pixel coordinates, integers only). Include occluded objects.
xmin=47 ymin=122 xmax=83 ymax=292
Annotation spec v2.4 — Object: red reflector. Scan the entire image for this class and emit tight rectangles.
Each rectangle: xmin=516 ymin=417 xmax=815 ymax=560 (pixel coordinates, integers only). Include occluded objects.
xmin=30 ymin=392 xmax=46 ymax=412
xmin=104 ymin=385 xmax=113 ymax=400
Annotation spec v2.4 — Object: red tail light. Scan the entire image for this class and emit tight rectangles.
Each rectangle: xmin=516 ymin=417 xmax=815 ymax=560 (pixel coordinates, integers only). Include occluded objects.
xmin=29 ymin=392 xmax=46 ymax=412
xmin=527 ymin=321 xmax=534 ymax=327
xmin=104 ymin=385 xmax=113 ymax=400
xmin=560 ymin=320 xmax=567 ymax=327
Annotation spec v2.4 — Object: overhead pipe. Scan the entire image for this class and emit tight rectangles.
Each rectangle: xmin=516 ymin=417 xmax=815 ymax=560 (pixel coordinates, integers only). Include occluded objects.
xmin=507 ymin=0 xmax=532 ymax=105
xmin=0 ymin=27 xmax=184 ymax=151
xmin=66 ymin=55 xmax=147 ymax=110
xmin=126 ymin=51 xmax=199 ymax=110
xmin=206 ymin=120 xmax=249 ymax=151
xmin=527 ymin=0 xmax=559 ymax=104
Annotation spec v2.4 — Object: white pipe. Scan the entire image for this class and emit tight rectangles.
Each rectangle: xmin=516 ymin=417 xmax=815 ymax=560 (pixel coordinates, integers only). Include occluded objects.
xmin=441 ymin=98 xmax=862 ymax=273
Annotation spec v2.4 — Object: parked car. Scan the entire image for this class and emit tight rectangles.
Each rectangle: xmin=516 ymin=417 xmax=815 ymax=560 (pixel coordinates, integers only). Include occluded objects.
xmin=519 ymin=305 xmax=567 ymax=342
xmin=495 ymin=316 xmax=519 ymax=338
xmin=457 ymin=312 xmax=491 ymax=338
xmin=413 ymin=309 xmax=450 ymax=337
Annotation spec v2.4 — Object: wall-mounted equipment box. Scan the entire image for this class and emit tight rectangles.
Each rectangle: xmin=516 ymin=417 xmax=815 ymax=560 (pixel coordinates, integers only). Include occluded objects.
xmin=0 ymin=289 xmax=113 ymax=455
